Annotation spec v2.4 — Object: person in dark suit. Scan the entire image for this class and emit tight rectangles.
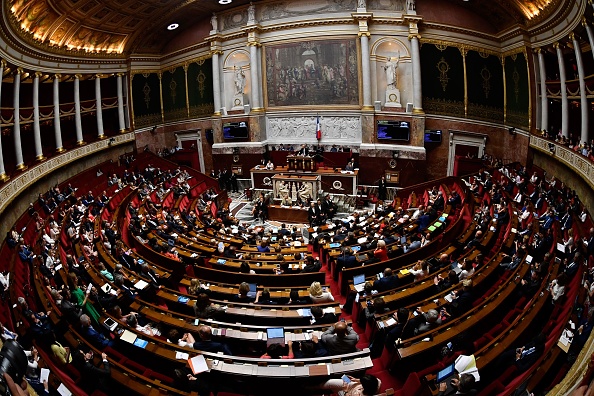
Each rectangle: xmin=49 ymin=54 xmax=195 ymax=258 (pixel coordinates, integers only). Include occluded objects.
xmin=308 ymin=202 xmax=321 ymax=226
xmin=80 ymin=314 xmax=113 ymax=348
xmin=73 ymin=350 xmax=112 ymax=393
xmin=193 ymin=325 xmax=232 ymax=355
xmin=385 ymin=308 xmax=414 ymax=348
xmin=336 ymin=248 xmax=357 ymax=272
xmin=301 ymin=256 xmax=321 ymax=273
xmin=372 ymin=268 xmax=399 ymax=292
xmin=444 ymin=279 xmax=474 ymax=317
xmin=311 ymin=306 xmax=337 ymax=325
xmin=494 ymin=333 xmax=546 ymax=373
xmin=433 ymin=191 xmax=445 ymax=212
xmin=377 ymin=176 xmax=388 ymax=201
xmin=321 ymin=194 xmax=337 ymax=220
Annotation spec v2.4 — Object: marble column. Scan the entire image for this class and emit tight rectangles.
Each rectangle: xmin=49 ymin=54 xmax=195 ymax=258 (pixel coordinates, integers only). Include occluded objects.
xmin=32 ymin=72 xmax=44 ymax=160
xmin=116 ymin=73 xmax=126 ymax=132
xmin=571 ymin=33 xmax=589 ymax=144
xmin=409 ymin=34 xmax=423 ymax=113
xmin=211 ymin=50 xmax=222 ymax=115
xmin=0 ymin=61 xmax=8 ymax=181
xmin=360 ymin=32 xmax=372 ymax=109
xmin=537 ymin=49 xmax=548 ymax=133
xmin=74 ymin=74 xmax=84 ymax=145
xmin=53 ymin=75 xmax=64 ymax=152
xmin=585 ymin=21 xmax=594 ymax=62
xmin=13 ymin=68 xmax=25 ymax=170
xmin=249 ymin=43 xmax=261 ymax=110
xmin=95 ymin=75 xmax=105 ymax=138
xmin=554 ymin=42 xmax=568 ymax=138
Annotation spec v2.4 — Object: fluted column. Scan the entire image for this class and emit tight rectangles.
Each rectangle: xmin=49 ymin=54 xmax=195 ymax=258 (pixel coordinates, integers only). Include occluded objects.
xmin=211 ymin=49 xmax=222 ymax=115
xmin=13 ymin=68 xmax=25 ymax=170
xmin=53 ymin=75 xmax=64 ymax=153
xmin=32 ymin=72 xmax=44 ymax=161
xmin=571 ymin=33 xmax=589 ymax=144
xmin=0 ymin=61 xmax=8 ymax=181
xmin=95 ymin=75 xmax=105 ymax=138
xmin=116 ymin=73 xmax=126 ymax=132
xmin=248 ymin=43 xmax=261 ymax=110
xmin=360 ymin=33 xmax=372 ymax=109
xmin=554 ymin=42 xmax=568 ymax=138
xmin=536 ymin=49 xmax=549 ymax=132
xmin=74 ymin=74 xmax=84 ymax=145
xmin=409 ymin=33 xmax=423 ymax=113
xmin=585 ymin=21 xmax=594 ymax=61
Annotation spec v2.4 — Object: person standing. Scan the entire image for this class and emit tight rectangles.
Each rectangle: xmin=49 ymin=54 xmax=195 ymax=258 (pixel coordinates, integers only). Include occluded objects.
xmin=378 ymin=176 xmax=388 ymax=201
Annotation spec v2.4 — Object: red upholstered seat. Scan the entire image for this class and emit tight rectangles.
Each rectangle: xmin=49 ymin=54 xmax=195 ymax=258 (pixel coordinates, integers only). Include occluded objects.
xmin=393 ymin=372 xmax=422 ymax=396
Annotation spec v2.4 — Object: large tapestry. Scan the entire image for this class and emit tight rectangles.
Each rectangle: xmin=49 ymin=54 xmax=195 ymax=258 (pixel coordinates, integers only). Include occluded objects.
xmin=466 ymin=50 xmax=504 ymax=123
xmin=505 ymin=51 xmax=529 ymax=129
xmin=265 ymin=39 xmax=359 ymax=107
xmin=421 ymin=43 xmax=464 ymax=117
xmin=187 ymin=59 xmax=215 ymax=117
xmin=162 ymin=67 xmax=188 ymax=122
xmin=131 ymin=72 xmax=162 ymax=128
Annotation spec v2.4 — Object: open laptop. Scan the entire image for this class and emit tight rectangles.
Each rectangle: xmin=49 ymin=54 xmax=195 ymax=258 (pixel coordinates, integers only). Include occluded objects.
xmin=436 ymin=362 xmax=456 ymax=383
xmin=247 ymin=283 xmax=257 ymax=298
xmin=266 ymin=327 xmax=285 ymax=347
xmin=451 ymin=261 xmax=462 ymax=275
xmin=353 ymin=274 xmax=366 ymax=292
xmin=351 ymin=246 xmax=362 ymax=253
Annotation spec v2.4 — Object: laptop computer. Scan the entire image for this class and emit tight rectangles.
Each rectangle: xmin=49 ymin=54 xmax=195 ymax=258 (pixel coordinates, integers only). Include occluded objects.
xmin=400 ymin=236 xmax=407 ymax=244
xmin=351 ymin=245 xmax=362 ymax=253
xmin=451 ymin=261 xmax=462 ymax=274
xmin=329 ymin=242 xmax=341 ymax=248
xmin=247 ymin=283 xmax=257 ymax=298
xmin=436 ymin=363 xmax=456 ymax=383
xmin=353 ymin=274 xmax=366 ymax=292
xmin=266 ymin=327 xmax=285 ymax=347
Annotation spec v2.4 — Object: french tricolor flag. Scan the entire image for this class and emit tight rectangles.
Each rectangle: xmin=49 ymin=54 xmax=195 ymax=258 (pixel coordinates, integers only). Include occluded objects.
xmin=316 ymin=116 xmax=322 ymax=140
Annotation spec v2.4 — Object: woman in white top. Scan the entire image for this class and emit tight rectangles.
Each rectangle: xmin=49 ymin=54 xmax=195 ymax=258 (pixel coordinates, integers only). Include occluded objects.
xmin=410 ymin=260 xmax=430 ymax=281
xmin=458 ymin=259 xmax=475 ymax=281
xmin=550 ymin=273 xmax=568 ymax=302
xmin=167 ymin=329 xmax=195 ymax=348
xmin=563 ymin=228 xmax=574 ymax=253
xmin=309 ymin=281 xmax=334 ymax=303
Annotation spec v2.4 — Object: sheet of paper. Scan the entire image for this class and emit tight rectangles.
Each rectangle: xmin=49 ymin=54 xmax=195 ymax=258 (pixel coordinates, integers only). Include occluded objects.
xmin=57 ymin=383 xmax=72 ymax=396
xmin=40 ymin=368 xmax=50 ymax=383
xmin=176 ymin=351 xmax=189 ymax=360
xmin=188 ymin=355 xmax=210 ymax=374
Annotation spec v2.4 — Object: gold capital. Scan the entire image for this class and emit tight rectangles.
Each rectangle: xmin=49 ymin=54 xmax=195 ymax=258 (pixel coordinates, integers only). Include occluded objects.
xmin=95 ymin=74 xmax=104 ymax=79
xmin=408 ymin=34 xmax=421 ymax=40
xmin=568 ymin=32 xmax=575 ymax=42
xmin=534 ymin=47 xmax=542 ymax=54
xmin=358 ymin=32 xmax=371 ymax=38
xmin=553 ymin=42 xmax=560 ymax=49
xmin=34 ymin=71 xmax=43 ymax=78
xmin=54 ymin=74 xmax=61 ymax=80
xmin=74 ymin=74 xmax=82 ymax=79
xmin=0 ymin=60 xmax=5 ymax=68
xmin=15 ymin=67 xmax=23 ymax=75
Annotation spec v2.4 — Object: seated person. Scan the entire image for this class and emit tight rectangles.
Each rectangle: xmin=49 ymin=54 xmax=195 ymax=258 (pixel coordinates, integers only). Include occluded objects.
xmin=438 ymin=373 xmax=477 ymax=396
xmin=311 ymin=305 xmax=337 ymax=325
xmin=261 ymin=340 xmax=294 ymax=359
xmin=442 ymin=279 xmax=474 ymax=318
xmin=408 ymin=308 xmax=441 ymax=335
xmin=194 ymin=294 xmax=225 ymax=318
xmin=385 ymin=308 xmax=414 ymax=348
xmin=294 ymin=335 xmax=327 ymax=358
xmin=373 ymin=268 xmax=399 ymax=292
xmin=309 ymin=281 xmax=334 ymax=303
xmin=193 ymin=325 xmax=232 ymax=355
xmin=235 ymin=282 xmax=256 ymax=303
xmin=434 ymin=270 xmax=459 ymax=292
xmin=320 ymin=374 xmax=381 ymax=396
xmin=321 ymin=321 xmax=359 ymax=355
xmin=288 ymin=290 xmax=311 ymax=305
xmin=168 ymin=329 xmax=196 ymax=348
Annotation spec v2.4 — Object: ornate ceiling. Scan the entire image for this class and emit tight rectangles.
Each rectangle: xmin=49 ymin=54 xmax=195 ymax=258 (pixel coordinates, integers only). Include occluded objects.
xmin=5 ymin=0 xmax=561 ymax=57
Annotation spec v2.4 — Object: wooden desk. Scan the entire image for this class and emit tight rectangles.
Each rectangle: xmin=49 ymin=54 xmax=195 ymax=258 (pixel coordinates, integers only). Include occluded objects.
xmin=267 ymin=205 xmax=310 ymax=223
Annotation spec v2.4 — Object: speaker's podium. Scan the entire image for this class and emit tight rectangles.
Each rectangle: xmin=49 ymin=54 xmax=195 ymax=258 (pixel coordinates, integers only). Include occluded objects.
xmin=287 ymin=155 xmax=316 ymax=172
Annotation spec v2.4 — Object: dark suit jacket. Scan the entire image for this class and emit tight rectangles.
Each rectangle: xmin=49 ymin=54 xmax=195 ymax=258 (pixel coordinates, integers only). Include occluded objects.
xmin=373 ymin=275 xmax=399 ymax=292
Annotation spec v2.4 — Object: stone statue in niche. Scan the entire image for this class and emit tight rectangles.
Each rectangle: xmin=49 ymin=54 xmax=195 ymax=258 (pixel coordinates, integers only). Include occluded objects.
xmin=383 ymin=54 xmax=402 ymax=108
xmin=232 ymin=66 xmax=246 ymax=110
xmin=234 ymin=66 xmax=246 ymax=95
xmin=384 ymin=54 xmax=399 ymax=89
xmin=406 ymin=0 xmax=416 ymax=12
xmin=211 ymin=13 xmax=218 ymax=32
xmin=247 ymin=2 xmax=256 ymax=24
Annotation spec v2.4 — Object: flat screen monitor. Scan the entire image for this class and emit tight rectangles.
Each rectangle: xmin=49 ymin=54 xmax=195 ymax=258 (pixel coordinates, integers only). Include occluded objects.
xmin=223 ymin=122 xmax=249 ymax=139
xmin=377 ymin=120 xmax=410 ymax=141
xmin=353 ymin=274 xmax=366 ymax=286
xmin=424 ymin=130 xmax=442 ymax=143
xmin=266 ymin=328 xmax=285 ymax=339
xmin=436 ymin=363 xmax=456 ymax=382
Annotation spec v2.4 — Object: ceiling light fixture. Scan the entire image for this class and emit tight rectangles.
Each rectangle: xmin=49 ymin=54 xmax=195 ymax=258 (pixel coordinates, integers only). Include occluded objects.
xmin=219 ymin=0 xmax=232 ymax=4
xmin=167 ymin=23 xmax=179 ymax=30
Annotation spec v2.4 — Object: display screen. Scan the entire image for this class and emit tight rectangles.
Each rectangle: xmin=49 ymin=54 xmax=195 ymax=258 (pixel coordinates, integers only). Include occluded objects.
xmin=377 ymin=121 xmax=410 ymax=141
xmin=424 ymin=130 xmax=442 ymax=143
xmin=223 ymin=122 xmax=249 ymax=139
